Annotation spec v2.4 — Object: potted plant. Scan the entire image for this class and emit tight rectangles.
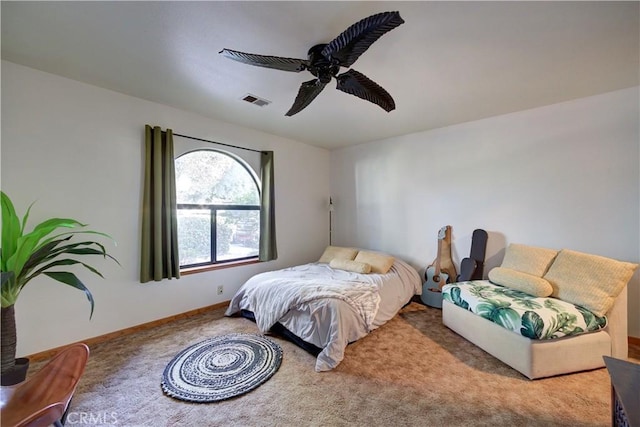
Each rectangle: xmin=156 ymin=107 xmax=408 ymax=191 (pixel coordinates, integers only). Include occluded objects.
xmin=1 ymin=191 xmax=118 ymax=385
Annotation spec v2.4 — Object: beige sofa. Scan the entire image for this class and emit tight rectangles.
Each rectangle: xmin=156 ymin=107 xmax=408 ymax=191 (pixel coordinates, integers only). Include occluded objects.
xmin=443 ymin=287 xmax=627 ymax=379
xmin=442 ymin=244 xmax=635 ymax=379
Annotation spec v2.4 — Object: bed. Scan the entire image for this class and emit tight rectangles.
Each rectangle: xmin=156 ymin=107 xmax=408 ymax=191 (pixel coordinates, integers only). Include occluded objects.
xmin=225 ymin=248 xmax=421 ymax=372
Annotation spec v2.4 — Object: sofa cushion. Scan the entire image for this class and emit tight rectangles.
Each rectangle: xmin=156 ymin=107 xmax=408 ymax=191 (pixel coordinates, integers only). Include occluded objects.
xmin=318 ymin=246 xmax=359 ymax=264
xmin=500 ymin=243 xmax=558 ymax=277
xmin=543 ymin=249 xmax=637 ymax=317
xmin=488 ymin=267 xmax=553 ymax=297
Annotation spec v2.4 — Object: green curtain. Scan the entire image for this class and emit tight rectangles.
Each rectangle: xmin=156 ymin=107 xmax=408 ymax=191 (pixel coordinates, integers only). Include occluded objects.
xmin=259 ymin=151 xmax=277 ymax=261
xmin=140 ymin=125 xmax=180 ymax=282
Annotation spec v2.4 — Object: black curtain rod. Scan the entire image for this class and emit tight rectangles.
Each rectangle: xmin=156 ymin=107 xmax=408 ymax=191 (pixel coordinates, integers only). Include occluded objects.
xmin=173 ymin=132 xmax=263 ymax=154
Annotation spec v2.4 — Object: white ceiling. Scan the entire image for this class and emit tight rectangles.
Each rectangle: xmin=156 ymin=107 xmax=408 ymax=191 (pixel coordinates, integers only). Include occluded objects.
xmin=2 ymin=1 xmax=638 ymax=150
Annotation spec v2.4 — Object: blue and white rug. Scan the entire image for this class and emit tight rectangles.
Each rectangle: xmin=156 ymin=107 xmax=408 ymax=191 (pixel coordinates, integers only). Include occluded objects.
xmin=161 ymin=333 xmax=283 ymax=402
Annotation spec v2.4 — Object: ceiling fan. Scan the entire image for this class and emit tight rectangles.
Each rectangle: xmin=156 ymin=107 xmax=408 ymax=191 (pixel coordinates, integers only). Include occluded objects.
xmin=219 ymin=11 xmax=405 ymax=116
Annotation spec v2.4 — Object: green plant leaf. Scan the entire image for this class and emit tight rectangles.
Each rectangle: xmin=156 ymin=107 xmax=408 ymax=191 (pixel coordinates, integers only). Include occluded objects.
xmin=43 ymin=271 xmax=95 ymax=319
xmin=1 ymin=271 xmax=17 ymax=307
xmin=7 ymin=223 xmax=106 ymax=279
xmin=65 ymin=247 xmax=108 ymax=256
xmin=0 ymin=272 xmax=10 ymax=287
xmin=19 ymin=240 xmax=117 ymax=288
xmin=32 ymin=218 xmax=86 ymax=234
xmin=19 ymin=236 xmax=72 ymax=276
xmin=19 ymin=200 xmax=37 ymax=234
xmin=1 ymin=192 xmax=117 ymax=320
xmin=24 ymin=258 xmax=104 ymax=285
xmin=40 ymin=240 xmax=120 ymax=266
xmin=1 ymin=192 xmax=22 ymax=271
xmin=6 ymin=233 xmax=50 ymax=278
xmin=37 ymin=239 xmax=101 ymax=260
xmin=37 ymin=230 xmax=113 ymax=252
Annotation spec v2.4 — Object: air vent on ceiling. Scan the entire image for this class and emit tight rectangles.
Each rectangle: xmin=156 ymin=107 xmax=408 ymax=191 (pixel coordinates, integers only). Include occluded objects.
xmin=241 ymin=93 xmax=271 ymax=107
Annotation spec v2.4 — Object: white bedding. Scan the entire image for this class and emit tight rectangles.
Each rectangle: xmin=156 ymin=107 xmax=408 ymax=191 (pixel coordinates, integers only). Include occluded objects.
xmin=226 ymin=259 xmax=421 ymax=371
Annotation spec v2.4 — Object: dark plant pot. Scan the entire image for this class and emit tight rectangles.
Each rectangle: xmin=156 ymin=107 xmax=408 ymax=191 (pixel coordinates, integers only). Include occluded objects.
xmin=1 ymin=357 xmax=30 ymax=386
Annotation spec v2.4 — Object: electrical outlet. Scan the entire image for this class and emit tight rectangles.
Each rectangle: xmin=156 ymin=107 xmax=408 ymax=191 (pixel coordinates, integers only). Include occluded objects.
xmin=217 ymin=285 xmax=224 ymax=295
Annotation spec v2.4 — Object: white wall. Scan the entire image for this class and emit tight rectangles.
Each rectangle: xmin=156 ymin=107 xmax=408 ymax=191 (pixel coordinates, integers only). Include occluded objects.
xmin=330 ymin=87 xmax=640 ymax=337
xmin=3 ymin=59 xmax=638 ymax=356
xmin=1 ymin=61 xmax=330 ymax=356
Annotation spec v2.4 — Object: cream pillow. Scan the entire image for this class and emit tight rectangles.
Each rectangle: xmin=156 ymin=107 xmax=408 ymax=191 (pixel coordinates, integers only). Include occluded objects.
xmin=354 ymin=250 xmax=395 ymax=274
xmin=544 ymin=249 xmax=638 ymax=317
xmin=318 ymin=246 xmax=358 ymax=264
xmin=501 ymin=243 xmax=559 ymax=277
xmin=329 ymin=259 xmax=372 ymax=274
xmin=488 ymin=267 xmax=553 ymax=297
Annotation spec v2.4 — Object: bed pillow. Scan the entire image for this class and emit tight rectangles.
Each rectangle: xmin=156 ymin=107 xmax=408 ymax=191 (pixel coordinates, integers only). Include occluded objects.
xmin=488 ymin=267 xmax=553 ymax=297
xmin=543 ymin=249 xmax=637 ymax=317
xmin=329 ymin=258 xmax=372 ymax=274
xmin=318 ymin=246 xmax=359 ymax=264
xmin=354 ymin=251 xmax=395 ymax=274
xmin=501 ymin=243 xmax=559 ymax=277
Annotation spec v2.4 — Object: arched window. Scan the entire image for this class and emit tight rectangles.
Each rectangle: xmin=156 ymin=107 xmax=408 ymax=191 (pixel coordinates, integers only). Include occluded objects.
xmin=175 ymin=149 xmax=260 ymax=267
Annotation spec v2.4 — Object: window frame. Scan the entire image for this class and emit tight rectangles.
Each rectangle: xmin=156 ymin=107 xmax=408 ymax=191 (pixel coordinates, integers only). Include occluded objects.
xmin=175 ymin=148 xmax=261 ymax=271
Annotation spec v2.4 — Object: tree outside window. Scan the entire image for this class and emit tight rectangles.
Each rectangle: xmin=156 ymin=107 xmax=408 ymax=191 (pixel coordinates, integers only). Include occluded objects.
xmin=175 ymin=149 xmax=260 ymax=267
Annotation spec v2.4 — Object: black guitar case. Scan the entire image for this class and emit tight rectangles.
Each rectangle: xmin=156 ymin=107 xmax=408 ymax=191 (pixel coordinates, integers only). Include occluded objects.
xmin=457 ymin=229 xmax=488 ymax=281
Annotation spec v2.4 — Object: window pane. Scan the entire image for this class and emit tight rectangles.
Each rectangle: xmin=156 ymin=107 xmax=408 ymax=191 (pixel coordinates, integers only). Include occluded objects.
xmin=175 ymin=150 xmax=259 ymax=205
xmin=175 ymin=149 xmax=261 ymax=267
xmin=217 ymin=210 xmax=259 ymax=261
xmin=177 ymin=209 xmax=211 ymax=265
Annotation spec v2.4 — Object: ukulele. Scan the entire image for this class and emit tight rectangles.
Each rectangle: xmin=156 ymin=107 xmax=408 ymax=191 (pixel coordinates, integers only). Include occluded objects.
xmin=421 ymin=225 xmax=454 ymax=308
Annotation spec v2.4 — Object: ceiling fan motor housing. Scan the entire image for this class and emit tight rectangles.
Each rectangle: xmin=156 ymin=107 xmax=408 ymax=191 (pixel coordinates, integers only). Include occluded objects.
xmin=307 ymin=44 xmax=340 ymax=84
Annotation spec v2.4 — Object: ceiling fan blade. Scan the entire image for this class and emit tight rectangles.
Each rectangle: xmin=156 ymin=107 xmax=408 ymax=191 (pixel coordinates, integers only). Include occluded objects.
xmin=219 ymin=48 xmax=308 ymax=72
xmin=285 ymin=79 xmax=328 ymax=116
xmin=321 ymin=11 xmax=404 ymax=68
xmin=335 ymin=69 xmax=395 ymax=112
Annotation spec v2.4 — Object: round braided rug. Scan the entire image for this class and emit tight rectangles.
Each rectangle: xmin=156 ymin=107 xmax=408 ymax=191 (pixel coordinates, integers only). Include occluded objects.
xmin=161 ymin=333 xmax=282 ymax=402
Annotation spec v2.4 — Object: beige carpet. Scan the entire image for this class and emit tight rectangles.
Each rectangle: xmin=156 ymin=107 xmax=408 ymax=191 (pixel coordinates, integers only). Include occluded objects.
xmin=54 ymin=303 xmax=631 ymax=426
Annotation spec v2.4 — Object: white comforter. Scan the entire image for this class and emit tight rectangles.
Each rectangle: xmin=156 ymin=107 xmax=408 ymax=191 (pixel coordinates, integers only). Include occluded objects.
xmin=226 ymin=259 xmax=421 ymax=371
